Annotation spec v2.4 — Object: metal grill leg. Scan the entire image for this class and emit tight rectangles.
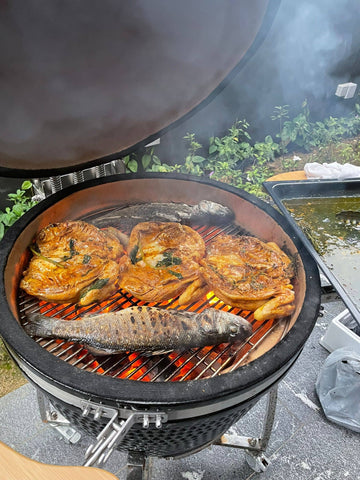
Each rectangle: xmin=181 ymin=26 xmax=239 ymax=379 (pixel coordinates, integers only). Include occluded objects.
xmin=215 ymin=385 xmax=278 ymax=473
xmin=126 ymin=452 xmax=152 ymax=480
xmin=36 ymin=389 xmax=81 ymax=444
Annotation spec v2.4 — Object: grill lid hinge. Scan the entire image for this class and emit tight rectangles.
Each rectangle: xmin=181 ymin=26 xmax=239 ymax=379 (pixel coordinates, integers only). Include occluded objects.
xmin=81 ymin=400 xmax=167 ymax=467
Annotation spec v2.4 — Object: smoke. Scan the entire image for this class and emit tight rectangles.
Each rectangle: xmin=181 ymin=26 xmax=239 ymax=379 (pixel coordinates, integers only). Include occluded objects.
xmin=158 ymin=0 xmax=360 ymax=157
xmin=272 ymin=1 xmax=356 ymax=105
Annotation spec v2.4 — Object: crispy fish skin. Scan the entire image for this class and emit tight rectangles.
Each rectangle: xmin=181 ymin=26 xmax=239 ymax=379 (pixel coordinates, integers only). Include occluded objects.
xmin=91 ymin=200 xmax=234 ymax=230
xmin=25 ymin=306 xmax=252 ymax=355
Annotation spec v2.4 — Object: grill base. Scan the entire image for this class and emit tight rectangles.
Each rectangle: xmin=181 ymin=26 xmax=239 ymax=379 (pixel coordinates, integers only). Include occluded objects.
xmin=49 ymin=392 xmax=256 ymax=457
xmin=35 ymin=382 xmax=278 ymax=470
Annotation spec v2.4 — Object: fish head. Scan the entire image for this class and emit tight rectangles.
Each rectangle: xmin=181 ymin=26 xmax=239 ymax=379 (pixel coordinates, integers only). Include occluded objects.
xmin=222 ymin=313 xmax=253 ymax=340
xmin=191 ymin=200 xmax=234 ymax=224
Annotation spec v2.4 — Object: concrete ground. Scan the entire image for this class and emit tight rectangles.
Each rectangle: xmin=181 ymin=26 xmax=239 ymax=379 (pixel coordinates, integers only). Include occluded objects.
xmin=1 ymin=296 xmax=360 ymax=480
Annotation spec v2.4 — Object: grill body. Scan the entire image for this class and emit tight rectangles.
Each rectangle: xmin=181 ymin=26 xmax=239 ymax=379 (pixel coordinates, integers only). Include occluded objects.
xmin=48 ymin=386 xmax=256 ymax=457
xmin=0 ymin=174 xmax=321 ymax=457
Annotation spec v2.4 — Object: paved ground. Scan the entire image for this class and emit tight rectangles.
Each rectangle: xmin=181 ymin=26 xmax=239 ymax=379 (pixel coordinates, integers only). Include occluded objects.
xmin=1 ymin=297 xmax=360 ymax=480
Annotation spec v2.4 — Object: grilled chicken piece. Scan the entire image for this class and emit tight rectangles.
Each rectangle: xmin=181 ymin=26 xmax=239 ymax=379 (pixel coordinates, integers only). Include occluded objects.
xmin=20 ymin=221 xmax=124 ymax=305
xmin=200 ymin=234 xmax=295 ymax=322
xmin=119 ymin=222 xmax=207 ymax=304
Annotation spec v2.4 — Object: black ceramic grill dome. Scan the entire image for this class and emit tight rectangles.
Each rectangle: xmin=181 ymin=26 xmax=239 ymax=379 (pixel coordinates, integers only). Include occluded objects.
xmin=0 ymin=0 xmax=278 ymax=176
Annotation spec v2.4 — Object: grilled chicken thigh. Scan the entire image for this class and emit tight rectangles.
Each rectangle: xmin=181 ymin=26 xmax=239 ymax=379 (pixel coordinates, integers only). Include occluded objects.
xmin=119 ymin=222 xmax=207 ymax=304
xmin=20 ymin=221 xmax=124 ymax=305
xmin=200 ymin=234 xmax=295 ymax=322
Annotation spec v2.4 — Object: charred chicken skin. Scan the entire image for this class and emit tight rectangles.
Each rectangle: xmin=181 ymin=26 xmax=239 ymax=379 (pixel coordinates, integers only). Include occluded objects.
xmin=200 ymin=234 xmax=295 ymax=322
xmin=20 ymin=221 xmax=124 ymax=305
xmin=119 ymin=221 xmax=207 ymax=304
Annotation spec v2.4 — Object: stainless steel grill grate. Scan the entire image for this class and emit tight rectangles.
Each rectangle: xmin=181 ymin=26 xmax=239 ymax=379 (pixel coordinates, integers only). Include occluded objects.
xmin=18 ymin=218 xmax=291 ymax=382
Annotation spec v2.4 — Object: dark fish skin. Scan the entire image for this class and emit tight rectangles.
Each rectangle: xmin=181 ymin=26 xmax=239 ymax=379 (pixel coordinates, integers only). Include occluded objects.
xmin=90 ymin=200 xmax=234 ymax=230
xmin=25 ymin=306 xmax=252 ymax=355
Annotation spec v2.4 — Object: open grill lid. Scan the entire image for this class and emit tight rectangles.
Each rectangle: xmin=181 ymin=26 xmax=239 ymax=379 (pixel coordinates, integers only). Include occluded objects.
xmin=0 ymin=0 xmax=279 ymax=177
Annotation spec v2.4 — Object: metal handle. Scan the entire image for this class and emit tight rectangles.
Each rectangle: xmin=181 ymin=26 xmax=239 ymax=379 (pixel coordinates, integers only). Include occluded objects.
xmin=81 ymin=401 xmax=167 ymax=468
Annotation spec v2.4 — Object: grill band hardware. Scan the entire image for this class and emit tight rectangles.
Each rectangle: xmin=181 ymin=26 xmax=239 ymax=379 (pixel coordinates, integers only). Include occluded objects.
xmin=81 ymin=400 xmax=167 ymax=467
xmin=36 ymin=390 xmax=82 ymax=444
xmin=215 ymin=386 xmax=277 ymax=473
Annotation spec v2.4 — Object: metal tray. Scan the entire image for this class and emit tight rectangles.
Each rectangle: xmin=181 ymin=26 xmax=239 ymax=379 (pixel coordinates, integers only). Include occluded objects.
xmin=264 ymin=179 xmax=360 ymax=325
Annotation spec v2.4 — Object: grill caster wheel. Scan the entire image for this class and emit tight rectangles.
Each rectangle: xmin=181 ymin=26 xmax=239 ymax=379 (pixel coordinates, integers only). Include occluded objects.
xmin=245 ymin=451 xmax=270 ymax=473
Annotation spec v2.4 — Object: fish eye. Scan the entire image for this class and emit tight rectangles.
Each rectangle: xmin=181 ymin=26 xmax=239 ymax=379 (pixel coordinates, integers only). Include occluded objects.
xmin=229 ymin=324 xmax=239 ymax=336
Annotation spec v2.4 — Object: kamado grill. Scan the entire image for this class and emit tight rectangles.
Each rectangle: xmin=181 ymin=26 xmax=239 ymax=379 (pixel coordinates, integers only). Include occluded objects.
xmin=0 ymin=1 xmax=321 ymax=478
xmin=1 ymin=173 xmax=321 ymax=474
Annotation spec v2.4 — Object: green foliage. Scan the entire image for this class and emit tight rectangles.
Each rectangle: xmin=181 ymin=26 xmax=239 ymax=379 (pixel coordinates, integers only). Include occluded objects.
xmin=207 ymin=120 xmax=252 ymax=171
xmin=0 ymin=181 xmax=38 ymax=241
xmin=144 ymin=120 xmax=278 ymax=198
xmin=279 ymin=99 xmax=360 ymax=153
xmin=336 ymin=142 xmax=355 ymax=163
xmin=0 ymin=339 xmax=14 ymax=371
xmin=120 ymin=100 xmax=360 ymax=199
xmin=123 ymin=146 xmax=161 ymax=173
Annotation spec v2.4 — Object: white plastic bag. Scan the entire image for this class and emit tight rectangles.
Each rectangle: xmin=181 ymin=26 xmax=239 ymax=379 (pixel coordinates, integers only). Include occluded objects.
xmin=315 ymin=347 xmax=360 ymax=432
xmin=304 ymin=161 xmax=360 ymax=179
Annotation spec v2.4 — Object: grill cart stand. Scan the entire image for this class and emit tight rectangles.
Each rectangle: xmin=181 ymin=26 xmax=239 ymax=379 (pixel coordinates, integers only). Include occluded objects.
xmin=36 ymin=385 xmax=278 ymax=479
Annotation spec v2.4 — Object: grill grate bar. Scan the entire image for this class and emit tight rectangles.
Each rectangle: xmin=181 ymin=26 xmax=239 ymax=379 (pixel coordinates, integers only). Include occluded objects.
xmin=194 ymin=343 xmax=235 ymax=380
xmin=36 ymin=338 xmax=58 ymax=349
xmin=111 ymin=352 xmax=144 ymax=378
xmin=228 ymin=319 xmax=281 ymax=372
xmin=136 ymin=355 xmax=168 ymax=381
xmin=124 ymin=356 xmax=155 ymax=380
xmin=150 ymin=351 xmax=187 ymax=382
xmin=163 ymin=349 xmax=203 ymax=382
xmin=178 ymin=345 xmax=221 ymax=381
xmin=59 ymin=346 xmax=85 ymax=362
xmin=96 ymin=354 xmax=128 ymax=375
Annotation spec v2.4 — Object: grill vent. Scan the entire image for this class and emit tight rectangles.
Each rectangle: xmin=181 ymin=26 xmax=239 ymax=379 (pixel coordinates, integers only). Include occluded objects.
xmin=51 ymin=398 xmax=254 ymax=457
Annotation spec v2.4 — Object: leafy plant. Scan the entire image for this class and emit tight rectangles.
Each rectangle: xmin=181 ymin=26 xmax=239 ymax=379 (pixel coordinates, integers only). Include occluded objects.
xmin=0 ymin=339 xmax=14 ymax=371
xmin=123 ymin=146 xmax=161 ymax=173
xmin=337 ymin=142 xmax=355 ymax=163
xmin=0 ymin=181 xmax=38 ymax=241
xmin=207 ymin=120 xmax=253 ymax=172
xmin=182 ymin=133 xmax=206 ymax=175
xmin=271 ymin=104 xmax=289 ymax=161
xmin=281 ymin=100 xmax=312 ymax=151
xmin=120 ymin=100 xmax=360 ymax=199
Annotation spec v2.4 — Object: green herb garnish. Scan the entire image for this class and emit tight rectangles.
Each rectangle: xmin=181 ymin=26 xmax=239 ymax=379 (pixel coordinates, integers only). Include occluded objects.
xmin=130 ymin=244 xmax=142 ymax=264
xmin=29 ymin=245 xmax=66 ymax=268
xmin=155 ymin=251 xmax=182 ymax=268
xmin=79 ymin=278 xmax=109 ymax=300
xmin=82 ymin=254 xmax=91 ymax=264
xmin=168 ymin=269 xmax=183 ymax=279
xmin=62 ymin=238 xmax=79 ymax=261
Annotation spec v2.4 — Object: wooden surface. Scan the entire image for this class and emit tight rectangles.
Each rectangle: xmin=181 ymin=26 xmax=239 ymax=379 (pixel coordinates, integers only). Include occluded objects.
xmin=266 ymin=170 xmax=307 ymax=181
xmin=0 ymin=441 xmax=118 ymax=480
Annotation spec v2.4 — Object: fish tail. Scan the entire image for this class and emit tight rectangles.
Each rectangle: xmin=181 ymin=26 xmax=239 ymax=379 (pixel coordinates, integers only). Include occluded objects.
xmin=24 ymin=313 xmax=55 ymax=338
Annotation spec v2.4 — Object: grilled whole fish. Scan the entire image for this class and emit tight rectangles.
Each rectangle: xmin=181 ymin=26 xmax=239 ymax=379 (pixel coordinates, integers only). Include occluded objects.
xmin=90 ymin=200 xmax=235 ymax=230
xmin=25 ymin=306 xmax=252 ymax=355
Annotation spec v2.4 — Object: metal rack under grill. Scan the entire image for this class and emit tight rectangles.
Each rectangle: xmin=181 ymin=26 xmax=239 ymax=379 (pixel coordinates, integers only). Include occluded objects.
xmin=18 ymin=220 xmax=291 ymax=383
